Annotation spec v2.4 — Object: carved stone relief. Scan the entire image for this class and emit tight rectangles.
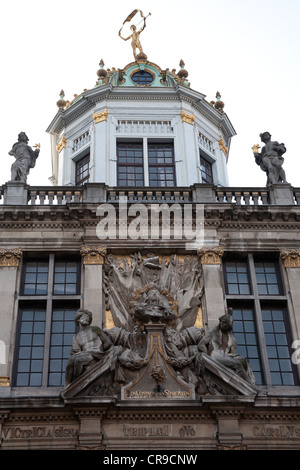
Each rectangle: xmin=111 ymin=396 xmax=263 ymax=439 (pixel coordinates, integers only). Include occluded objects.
xmin=61 ymin=252 xmax=257 ymax=402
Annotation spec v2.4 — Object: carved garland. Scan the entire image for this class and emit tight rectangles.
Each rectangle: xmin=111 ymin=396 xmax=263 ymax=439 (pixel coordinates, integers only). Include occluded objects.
xmin=181 ymin=110 xmax=195 ymax=126
xmin=0 ymin=248 xmax=23 ymax=267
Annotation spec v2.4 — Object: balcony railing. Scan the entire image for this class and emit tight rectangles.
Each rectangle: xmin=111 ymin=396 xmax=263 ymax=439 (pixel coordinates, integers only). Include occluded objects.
xmin=0 ymin=183 xmax=298 ymax=206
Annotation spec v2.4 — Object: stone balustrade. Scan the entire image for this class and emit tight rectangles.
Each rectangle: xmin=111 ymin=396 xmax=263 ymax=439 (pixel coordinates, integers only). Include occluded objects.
xmin=0 ymin=182 xmax=298 ymax=206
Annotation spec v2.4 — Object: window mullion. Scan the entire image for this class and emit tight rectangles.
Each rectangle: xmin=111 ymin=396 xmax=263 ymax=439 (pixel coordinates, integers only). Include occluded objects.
xmin=248 ymin=254 xmax=272 ymax=386
xmin=42 ymin=254 xmax=54 ymax=386
xmin=143 ymin=138 xmax=149 ymax=186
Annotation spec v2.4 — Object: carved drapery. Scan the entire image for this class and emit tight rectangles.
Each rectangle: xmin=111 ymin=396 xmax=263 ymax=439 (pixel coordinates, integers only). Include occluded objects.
xmin=0 ymin=248 xmax=22 ymax=267
xmin=80 ymin=246 xmax=107 ymax=265
xmin=280 ymin=249 xmax=300 ymax=268
xmin=198 ymin=246 xmax=224 ymax=265
xmin=103 ymin=253 xmax=203 ymax=331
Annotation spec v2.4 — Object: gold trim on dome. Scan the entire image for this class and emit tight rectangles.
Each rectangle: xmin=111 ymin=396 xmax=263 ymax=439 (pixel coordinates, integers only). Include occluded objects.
xmin=0 ymin=248 xmax=22 ymax=267
xmin=93 ymin=109 xmax=108 ymax=123
xmin=181 ymin=110 xmax=195 ymax=125
xmin=197 ymin=246 xmax=224 ymax=265
xmin=56 ymin=136 xmax=66 ymax=154
xmin=80 ymin=246 xmax=107 ymax=265
xmin=280 ymin=249 xmax=300 ymax=268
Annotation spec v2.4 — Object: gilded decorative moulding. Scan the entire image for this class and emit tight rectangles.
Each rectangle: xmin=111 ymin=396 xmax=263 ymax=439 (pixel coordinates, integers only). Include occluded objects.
xmin=0 ymin=248 xmax=22 ymax=267
xmin=0 ymin=377 xmax=10 ymax=387
xmin=280 ymin=249 xmax=300 ymax=268
xmin=56 ymin=136 xmax=66 ymax=154
xmin=198 ymin=246 xmax=224 ymax=265
xmin=80 ymin=246 xmax=107 ymax=265
xmin=93 ymin=109 xmax=108 ymax=123
xmin=181 ymin=110 xmax=195 ymax=126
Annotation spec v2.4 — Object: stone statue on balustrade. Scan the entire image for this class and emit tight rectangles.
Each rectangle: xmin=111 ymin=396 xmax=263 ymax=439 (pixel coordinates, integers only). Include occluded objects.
xmin=8 ymin=132 xmax=40 ymax=183
xmin=252 ymin=131 xmax=287 ymax=186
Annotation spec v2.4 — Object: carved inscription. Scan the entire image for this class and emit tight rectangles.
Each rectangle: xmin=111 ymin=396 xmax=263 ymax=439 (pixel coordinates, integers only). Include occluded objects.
xmin=123 ymin=425 xmax=169 ymax=437
xmin=125 ymin=390 xmax=191 ymax=399
xmin=253 ymin=425 xmax=300 ymax=438
xmin=2 ymin=425 xmax=78 ymax=440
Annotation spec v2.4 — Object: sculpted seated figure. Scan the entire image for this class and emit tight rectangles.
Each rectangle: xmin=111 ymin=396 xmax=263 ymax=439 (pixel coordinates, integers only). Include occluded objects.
xmin=65 ymin=309 xmax=116 ymax=386
xmin=198 ymin=309 xmax=256 ymax=384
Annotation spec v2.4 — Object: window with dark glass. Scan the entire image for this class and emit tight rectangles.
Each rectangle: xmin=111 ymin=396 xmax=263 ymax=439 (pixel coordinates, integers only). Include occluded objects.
xmin=200 ymin=156 xmax=213 ymax=183
xmin=224 ymin=262 xmax=251 ymax=295
xmin=148 ymin=143 xmax=176 ymax=187
xmin=22 ymin=261 xmax=49 ymax=295
xmin=117 ymin=142 xmax=144 ymax=186
xmin=131 ymin=70 xmax=154 ymax=85
xmin=13 ymin=255 xmax=80 ymax=387
xmin=224 ymin=255 xmax=298 ymax=386
xmin=76 ymin=154 xmax=90 ymax=186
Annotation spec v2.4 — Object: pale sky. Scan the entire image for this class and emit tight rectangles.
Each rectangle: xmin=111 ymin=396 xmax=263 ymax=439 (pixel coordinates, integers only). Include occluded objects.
xmin=1 ymin=0 xmax=300 ymax=188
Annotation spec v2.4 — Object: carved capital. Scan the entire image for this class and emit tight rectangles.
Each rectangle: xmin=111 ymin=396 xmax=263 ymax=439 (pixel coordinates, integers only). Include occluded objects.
xmin=93 ymin=109 xmax=108 ymax=123
xmin=0 ymin=248 xmax=22 ymax=267
xmin=280 ymin=249 xmax=300 ymax=268
xmin=181 ymin=110 xmax=195 ymax=125
xmin=80 ymin=246 xmax=106 ymax=265
xmin=56 ymin=136 xmax=66 ymax=153
xmin=197 ymin=246 xmax=224 ymax=265
xmin=0 ymin=377 xmax=10 ymax=387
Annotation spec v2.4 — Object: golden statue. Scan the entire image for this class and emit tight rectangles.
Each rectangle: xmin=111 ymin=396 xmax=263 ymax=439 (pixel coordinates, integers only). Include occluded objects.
xmin=119 ymin=9 xmax=151 ymax=60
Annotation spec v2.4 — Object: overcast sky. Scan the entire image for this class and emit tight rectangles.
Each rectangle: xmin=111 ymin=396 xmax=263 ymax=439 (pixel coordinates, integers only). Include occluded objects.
xmin=1 ymin=0 xmax=299 ymax=188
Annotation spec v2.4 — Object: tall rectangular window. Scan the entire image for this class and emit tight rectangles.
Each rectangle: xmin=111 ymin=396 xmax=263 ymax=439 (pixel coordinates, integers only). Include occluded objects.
xmin=224 ymin=255 xmax=298 ymax=386
xmin=13 ymin=255 xmax=81 ymax=388
xmin=200 ymin=156 xmax=213 ymax=183
xmin=14 ymin=307 xmax=46 ymax=387
xmin=117 ymin=143 xmax=144 ymax=186
xmin=148 ymin=143 xmax=176 ymax=187
xmin=76 ymin=154 xmax=90 ymax=186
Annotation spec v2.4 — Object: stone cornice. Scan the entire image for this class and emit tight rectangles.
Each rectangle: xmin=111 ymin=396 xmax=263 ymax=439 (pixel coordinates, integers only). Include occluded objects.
xmin=46 ymin=83 xmax=236 ymax=139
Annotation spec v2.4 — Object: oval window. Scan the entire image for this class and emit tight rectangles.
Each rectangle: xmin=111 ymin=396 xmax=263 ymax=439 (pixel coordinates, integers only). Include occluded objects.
xmin=131 ymin=70 xmax=154 ymax=85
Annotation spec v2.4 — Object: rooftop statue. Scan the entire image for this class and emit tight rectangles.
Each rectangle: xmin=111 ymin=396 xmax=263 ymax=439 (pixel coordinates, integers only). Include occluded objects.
xmin=119 ymin=9 xmax=151 ymax=60
xmin=252 ymin=131 xmax=287 ymax=186
xmin=8 ymin=132 xmax=40 ymax=183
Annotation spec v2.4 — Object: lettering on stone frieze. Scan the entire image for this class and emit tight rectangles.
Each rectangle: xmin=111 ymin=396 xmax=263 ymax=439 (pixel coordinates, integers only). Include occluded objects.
xmin=123 ymin=424 xmax=169 ymax=438
xmin=179 ymin=425 xmax=196 ymax=438
xmin=125 ymin=390 xmax=191 ymax=399
xmin=252 ymin=425 xmax=300 ymax=438
xmin=2 ymin=425 xmax=78 ymax=440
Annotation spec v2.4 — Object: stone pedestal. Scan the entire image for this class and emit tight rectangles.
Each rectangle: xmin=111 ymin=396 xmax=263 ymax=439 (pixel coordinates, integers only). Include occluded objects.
xmin=3 ymin=182 xmax=28 ymax=205
xmin=269 ymin=183 xmax=294 ymax=205
xmin=82 ymin=183 xmax=107 ymax=203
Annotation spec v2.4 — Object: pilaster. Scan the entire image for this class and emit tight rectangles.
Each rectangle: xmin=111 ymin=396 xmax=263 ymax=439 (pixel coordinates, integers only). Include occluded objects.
xmin=280 ymin=249 xmax=300 ymax=340
xmin=198 ymin=246 xmax=226 ymax=327
xmin=0 ymin=249 xmax=22 ymax=384
xmin=80 ymin=246 xmax=106 ymax=328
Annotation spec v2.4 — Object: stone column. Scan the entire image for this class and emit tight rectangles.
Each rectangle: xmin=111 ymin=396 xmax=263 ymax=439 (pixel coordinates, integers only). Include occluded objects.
xmin=80 ymin=246 xmax=106 ymax=328
xmin=198 ymin=246 xmax=226 ymax=328
xmin=93 ymin=109 xmax=108 ymax=183
xmin=0 ymin=248 xmax=22 ymax=387
xmin=280 ymin=249 xmax=300 ymax=339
